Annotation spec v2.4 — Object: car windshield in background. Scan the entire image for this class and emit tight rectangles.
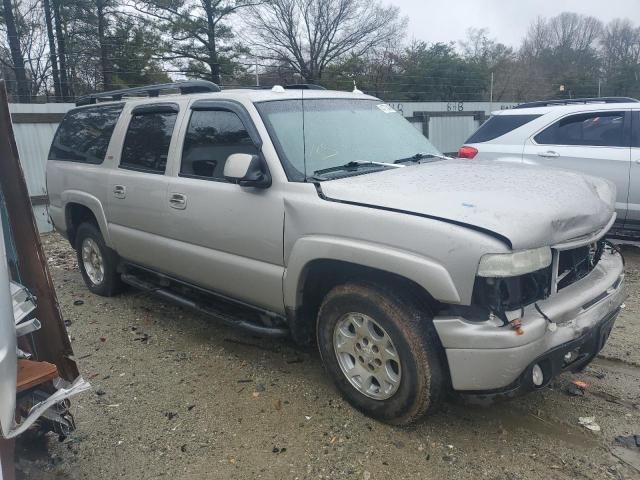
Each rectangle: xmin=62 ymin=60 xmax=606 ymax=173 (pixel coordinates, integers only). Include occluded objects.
xmin=256 ymin=99 xmax=442 ymax=181
xmin=466 ymin=114 xmax=541 ymax=143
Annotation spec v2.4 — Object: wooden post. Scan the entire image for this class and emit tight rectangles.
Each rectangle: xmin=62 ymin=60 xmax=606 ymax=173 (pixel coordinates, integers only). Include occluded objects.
xmin=0 ymin=80 xmax=78 ymax=380
xmin=0 ymin=438 xmax=16 ymax=480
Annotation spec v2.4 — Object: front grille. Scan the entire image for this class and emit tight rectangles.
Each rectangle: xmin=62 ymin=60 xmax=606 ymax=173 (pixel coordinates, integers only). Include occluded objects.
xmin=556 ymin=241 xmax=603 ymax=291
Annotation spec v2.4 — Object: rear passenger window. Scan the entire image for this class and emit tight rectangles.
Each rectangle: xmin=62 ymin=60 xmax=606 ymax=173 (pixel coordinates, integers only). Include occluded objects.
xmin=535 ymin=111 xmax=627 ymax=147
xmin=120 ymin=110 xmax=177 ymax=173
xmin=49 ymin=104 xmax=123 ymax=164
xmin=466 ymin=114 xmax=541 ymax=143
xmin=180 ymin=110 xmax=258 ymax=180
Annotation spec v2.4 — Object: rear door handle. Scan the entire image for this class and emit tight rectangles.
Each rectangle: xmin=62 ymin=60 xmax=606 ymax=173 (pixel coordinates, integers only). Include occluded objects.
xmin=169 ymin=193 xmax=187 ymax=210
xmin=113 ymin=185 xmax=126 ymax=199
xmin=538 ymin=150 xmax=560 ymax=158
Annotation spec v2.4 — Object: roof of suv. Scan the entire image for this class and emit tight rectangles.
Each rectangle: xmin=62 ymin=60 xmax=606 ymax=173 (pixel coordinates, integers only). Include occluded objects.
xmin=492 ymin=101 xmax=640 ymax=117
xmin=74 ymin=88 xmax=377 ymax=110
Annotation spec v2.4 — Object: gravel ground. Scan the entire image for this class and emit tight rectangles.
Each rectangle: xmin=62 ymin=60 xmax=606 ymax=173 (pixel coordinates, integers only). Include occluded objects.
xmin=15 ymin=234 xmax=640 ymax=479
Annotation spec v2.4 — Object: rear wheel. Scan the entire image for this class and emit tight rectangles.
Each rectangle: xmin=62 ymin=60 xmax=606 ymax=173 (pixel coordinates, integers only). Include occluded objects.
xmin=316 ymin=282 xmax=446 ymax=425
xmin=75 ymin=223 xmax=122 ymax=296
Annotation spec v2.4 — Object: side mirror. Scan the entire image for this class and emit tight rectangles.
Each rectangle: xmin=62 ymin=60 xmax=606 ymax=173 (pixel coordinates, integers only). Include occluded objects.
xmin=224 ymin=153 xmax=271 ymax=188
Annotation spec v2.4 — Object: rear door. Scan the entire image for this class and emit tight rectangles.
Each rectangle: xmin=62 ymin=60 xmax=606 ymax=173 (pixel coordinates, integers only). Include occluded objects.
xmin=106 ymin=103 xmax=180 ymax=267
xmin=522 ymin=110 xmax=631 ymax=227
xmin=627 ymin=111 xmax=640 ymax=232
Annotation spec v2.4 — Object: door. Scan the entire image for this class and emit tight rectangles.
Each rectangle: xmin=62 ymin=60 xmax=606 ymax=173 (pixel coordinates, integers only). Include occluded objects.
xmin=107 ymin=104 xmax=179 ymax=267
xmin=627 ymin=111 xmax=640 ymax=232
xmin=165 ymin=104 xmax=285 ymax=313
xmin=522 ymin=110 xmax=631 ymax=227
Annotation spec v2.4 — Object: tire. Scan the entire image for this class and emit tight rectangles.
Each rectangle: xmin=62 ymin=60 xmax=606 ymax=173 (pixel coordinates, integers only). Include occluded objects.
xmin=75 ymin=222 xmax=122 ymax=296
xmin=316 ymin=282 xmax=446 ymax=425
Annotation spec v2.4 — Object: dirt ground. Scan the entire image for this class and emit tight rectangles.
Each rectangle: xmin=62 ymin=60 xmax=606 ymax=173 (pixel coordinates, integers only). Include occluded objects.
xmin=14 ymin=234 xmax=640 ymax=479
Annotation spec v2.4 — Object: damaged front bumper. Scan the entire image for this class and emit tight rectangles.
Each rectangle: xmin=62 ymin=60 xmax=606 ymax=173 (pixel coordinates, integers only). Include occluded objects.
xmin=433 ymin=249 xmax=625 ymax=392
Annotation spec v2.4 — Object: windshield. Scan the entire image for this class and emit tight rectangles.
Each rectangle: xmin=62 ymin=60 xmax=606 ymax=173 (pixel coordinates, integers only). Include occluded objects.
xmin=255 ymin=98 xmax=442 ymax=181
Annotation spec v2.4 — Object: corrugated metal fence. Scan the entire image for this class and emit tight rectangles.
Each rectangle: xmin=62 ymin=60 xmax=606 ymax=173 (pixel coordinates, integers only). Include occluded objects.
xmin=10 ymin=103 xmax=74 ymax=233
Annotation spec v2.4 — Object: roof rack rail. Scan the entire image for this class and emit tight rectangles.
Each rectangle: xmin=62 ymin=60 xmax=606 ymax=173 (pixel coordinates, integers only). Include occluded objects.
xmin=283 ymin=84 xmax=326 ymax=90
xmin=75 ymin=80 xmax=221 ymax=106
xmin=513 ymin=96 xmax=639 ymax=109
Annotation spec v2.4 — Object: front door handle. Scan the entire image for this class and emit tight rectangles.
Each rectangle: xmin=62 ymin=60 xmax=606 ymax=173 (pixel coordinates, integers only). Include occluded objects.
xmin=113 ymin=185 xmax=126 ymax=199
xmin=169 ymin=193 xmax=187 ymax=210
xmin=538 ymin=150 xmax=560 ymax=158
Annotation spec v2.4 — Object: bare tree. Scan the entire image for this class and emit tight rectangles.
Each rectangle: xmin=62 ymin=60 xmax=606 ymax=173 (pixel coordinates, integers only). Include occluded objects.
xmin=51 ymin=0 xmax=69 ymax=98
xmin=246 ymin=0 xmax=406 ymax=83
xmin=600 ymin=19 xmax=640 ymax=96
xmin=96 ymin=0 xmax=111 ymax=89
xmin=42 ymin=0 xmax=60 ymax=98
xmin=548 ymin=12 xmax=602 ymax=53
xmin=1 ymin=0 xmax=30 ymax=100
xmin=601 ymin=19 xmax=640 ymax=70
xmin=19 ymin=0 xmax=51 ymax=96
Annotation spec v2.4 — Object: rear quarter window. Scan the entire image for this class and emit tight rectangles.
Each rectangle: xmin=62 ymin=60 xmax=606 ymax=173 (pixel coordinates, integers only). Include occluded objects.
xmin=466 ymin=114 xmax=541 ymax=143
xmin=48 ymin=104 xmax=123 ymax=164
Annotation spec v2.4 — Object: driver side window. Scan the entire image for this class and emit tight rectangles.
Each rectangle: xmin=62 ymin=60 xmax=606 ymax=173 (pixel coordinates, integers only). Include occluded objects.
xmin=180 ymin=110 xmax=258 ymax=181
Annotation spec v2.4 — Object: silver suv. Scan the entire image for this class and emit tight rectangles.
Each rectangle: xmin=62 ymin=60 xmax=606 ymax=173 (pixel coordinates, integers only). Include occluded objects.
xmin=46 ymin=82 xmax=625 ymax=424
xmin=459 ymin=97 xmax=640 ymax=238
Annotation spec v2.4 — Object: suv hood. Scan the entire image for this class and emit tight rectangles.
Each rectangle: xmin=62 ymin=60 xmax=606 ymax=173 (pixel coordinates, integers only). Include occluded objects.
xmin=317 ymin=160 xmax=615 ymax=249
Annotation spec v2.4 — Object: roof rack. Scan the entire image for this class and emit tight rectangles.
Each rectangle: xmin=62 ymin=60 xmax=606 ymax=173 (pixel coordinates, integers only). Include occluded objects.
xmin=75 ymin=80 xmax=221 ymax=106
xmin=283 ymin=84 xmax=326 ymax=90
xmin=513 ymin=97 xmax=639 ymax=109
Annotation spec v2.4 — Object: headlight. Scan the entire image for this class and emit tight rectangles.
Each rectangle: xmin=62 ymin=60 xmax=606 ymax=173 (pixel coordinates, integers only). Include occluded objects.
xmin=477 ymin=247 xmax=552 ymax=278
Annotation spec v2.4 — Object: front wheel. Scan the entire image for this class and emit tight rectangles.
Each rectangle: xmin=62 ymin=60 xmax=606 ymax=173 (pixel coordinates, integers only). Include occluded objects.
xmin=316 ymin=282 xmax=446 ymax=425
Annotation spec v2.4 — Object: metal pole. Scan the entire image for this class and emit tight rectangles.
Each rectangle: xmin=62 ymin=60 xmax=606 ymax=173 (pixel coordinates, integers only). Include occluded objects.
xmin=489 ymin=72 xmax=494 ymax=112
xmin=598 ymin=79 xmax=601 ymax=98
xmin=255 ymin=56 xmax=259 ymax=87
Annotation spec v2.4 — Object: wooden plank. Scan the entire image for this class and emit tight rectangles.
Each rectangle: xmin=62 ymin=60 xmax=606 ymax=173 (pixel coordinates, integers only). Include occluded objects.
xmin=0 ymin=81 xmax=78 ymax=380
xmin=17 ymin=359 xmax=58 ymax=393
xmin=0 ymin=437 xmax=16 ymax=480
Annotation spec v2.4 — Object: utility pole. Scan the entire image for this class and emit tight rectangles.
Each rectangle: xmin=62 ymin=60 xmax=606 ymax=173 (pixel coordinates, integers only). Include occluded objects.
xmin=598 ymin=79 xmax=602 ymax=98
xmin=489 ymin=72 xmax=494 ymax=112
xmin=255 ymin=56 xmax=259 ymax=87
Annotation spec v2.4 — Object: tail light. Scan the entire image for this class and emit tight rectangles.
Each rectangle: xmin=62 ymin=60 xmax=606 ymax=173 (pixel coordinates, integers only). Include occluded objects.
xmin=458 ymin=146 xmax=478 ymax=159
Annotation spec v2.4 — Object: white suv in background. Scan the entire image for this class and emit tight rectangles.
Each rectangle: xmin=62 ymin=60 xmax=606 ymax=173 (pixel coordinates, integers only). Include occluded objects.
xmin=458 ymin=97 xmax=640 ymax=238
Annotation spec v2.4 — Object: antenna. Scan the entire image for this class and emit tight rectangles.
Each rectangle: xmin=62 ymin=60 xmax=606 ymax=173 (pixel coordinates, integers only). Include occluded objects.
xmin=352 ymin=80 xmax=363 ymax=94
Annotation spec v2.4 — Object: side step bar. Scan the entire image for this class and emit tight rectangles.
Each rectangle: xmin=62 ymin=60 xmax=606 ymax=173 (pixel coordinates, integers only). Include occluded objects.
xmin=120 ymin=273 xmax=289 ymax=338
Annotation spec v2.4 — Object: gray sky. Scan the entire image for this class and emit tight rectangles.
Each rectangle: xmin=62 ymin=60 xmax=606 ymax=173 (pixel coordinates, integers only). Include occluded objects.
xmin=393 ymin=0 xmax=639 ymax=47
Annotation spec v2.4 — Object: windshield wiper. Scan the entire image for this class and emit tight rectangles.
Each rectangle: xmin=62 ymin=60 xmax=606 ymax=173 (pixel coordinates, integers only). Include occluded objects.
xmin=393 ymin=152 xmax=451 ymax=164
xmin=313 ymin=160 xmax=403 ymax=177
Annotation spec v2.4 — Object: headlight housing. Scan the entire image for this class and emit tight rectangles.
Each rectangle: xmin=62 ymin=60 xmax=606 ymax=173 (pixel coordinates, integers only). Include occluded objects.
xmin=477 ymin=247 xmax=552 ymax=278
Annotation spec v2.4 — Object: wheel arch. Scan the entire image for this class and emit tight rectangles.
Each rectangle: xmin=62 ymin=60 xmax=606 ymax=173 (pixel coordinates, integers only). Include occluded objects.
xmin=63 ymin=192 xmax=111 ymax=249
xmin=284 ymin=236 xmax=460 ymax=344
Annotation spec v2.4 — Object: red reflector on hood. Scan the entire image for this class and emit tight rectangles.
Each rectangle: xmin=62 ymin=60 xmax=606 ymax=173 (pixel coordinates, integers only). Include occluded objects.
xmin=458 ymin=146 xmax=478 ymax=159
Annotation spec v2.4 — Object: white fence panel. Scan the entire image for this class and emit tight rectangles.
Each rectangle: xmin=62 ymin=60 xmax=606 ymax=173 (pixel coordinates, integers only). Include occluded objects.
xmin=428 ymin=116 xmax=481 ymax=154
xmin=9 ymin=103 xmax=74 ymax=233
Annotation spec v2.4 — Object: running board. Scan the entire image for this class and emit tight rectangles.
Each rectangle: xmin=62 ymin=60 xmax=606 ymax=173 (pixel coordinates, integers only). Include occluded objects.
xmin=120 ymin=273 xmax=289 ymax=338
